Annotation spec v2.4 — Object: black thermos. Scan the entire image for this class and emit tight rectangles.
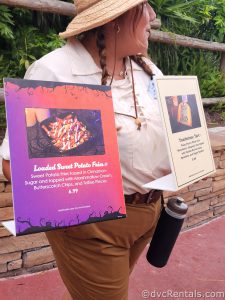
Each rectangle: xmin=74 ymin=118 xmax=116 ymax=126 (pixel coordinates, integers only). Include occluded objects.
xmin=146 ymin=197 xmax=188 ymax=268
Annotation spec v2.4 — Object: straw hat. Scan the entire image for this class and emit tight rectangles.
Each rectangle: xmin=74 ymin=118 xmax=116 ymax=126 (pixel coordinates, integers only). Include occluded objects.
xmin=59 ymin=0 xmax=145 ymax=38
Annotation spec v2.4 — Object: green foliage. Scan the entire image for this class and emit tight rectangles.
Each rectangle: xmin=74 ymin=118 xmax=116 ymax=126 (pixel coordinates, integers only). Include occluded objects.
xmin=149 ymin=0 xmax=201 ymax=24
xmin=0 ymin=1 xmax=224 ymax=99
xmin=149 ymin=43 xmax=225 ymax=98
xmin=0 ymin=28 xmax=64 ymax=82
xmin=196 ymin=0 xmax=225 ymax=42
xmin=149 ymin=0 xmax=225 ymax=98
xmin=0 ymin=103 xmax=6 ymax=128
xmin=210 ymin=101 xmax=225 ymax=121
xmin=149 ymin=0 xmax=225 ymax=41
xmin=0 ymin=6 xmax=14 ymax=39
xmin=0 ymin=6 xmax=68 ymax=87
xmin=0 ymin=5 xmax=70 ymax=127
xmin=210 ymin=100 xmax=225 ymax=112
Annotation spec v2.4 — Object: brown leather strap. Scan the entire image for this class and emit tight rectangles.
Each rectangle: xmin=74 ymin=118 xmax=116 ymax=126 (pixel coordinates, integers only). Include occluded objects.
xmin=125 ymin=190 xmax=162 ymax=205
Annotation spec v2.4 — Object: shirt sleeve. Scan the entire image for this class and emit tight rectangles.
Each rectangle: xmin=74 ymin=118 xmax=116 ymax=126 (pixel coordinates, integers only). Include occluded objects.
xmin=0 ymin=128 xmax=10 ymax=160
xmin=24 ymin=60 xmax=58 ymax=81
xmin=0 ymin=58 xmax=59 ymax=161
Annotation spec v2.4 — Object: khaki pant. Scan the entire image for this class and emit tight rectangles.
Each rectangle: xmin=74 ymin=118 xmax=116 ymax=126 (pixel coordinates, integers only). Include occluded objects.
xmin=46 ymin=200 xmax=162 ymax=300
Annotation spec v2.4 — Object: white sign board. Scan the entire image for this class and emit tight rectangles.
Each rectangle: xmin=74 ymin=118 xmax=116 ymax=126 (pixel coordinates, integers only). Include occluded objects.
xmin=143 ymin=76 xmax=215 ymax=191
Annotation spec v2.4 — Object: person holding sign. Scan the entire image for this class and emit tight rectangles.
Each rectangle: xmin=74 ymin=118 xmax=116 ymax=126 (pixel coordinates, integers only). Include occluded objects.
xmin=0 ymin=1 xmax=171 ymax=299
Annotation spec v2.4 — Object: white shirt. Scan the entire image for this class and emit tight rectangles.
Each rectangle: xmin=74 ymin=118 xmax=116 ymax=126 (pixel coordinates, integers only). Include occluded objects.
xmin=0 ymin=38 xmax=170 ymax=194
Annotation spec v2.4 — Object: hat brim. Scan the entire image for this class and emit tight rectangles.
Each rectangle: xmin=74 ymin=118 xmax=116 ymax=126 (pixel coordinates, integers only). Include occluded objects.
xmin=59 ymin=0 xmax=145 ymax=38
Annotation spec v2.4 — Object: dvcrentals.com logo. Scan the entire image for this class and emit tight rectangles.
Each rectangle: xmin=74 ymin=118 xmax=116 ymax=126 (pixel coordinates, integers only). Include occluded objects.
xmin=141 ymin=289 xmax=225 ymax=299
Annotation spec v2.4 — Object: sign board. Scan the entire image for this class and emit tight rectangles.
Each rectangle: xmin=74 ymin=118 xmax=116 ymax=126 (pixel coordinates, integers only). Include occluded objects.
xmin=2 ymin=78 xmax=125 ymax=236
xmin=143 ymin=76 xmax=215 ymax=191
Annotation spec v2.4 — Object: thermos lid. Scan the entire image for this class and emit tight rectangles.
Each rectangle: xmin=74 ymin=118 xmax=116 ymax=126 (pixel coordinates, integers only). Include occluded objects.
xmin=167 ymin=197 xmax=188 ymax=215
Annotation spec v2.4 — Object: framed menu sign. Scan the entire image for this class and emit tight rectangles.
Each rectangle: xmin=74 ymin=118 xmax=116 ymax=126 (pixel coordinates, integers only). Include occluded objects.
xmin=143 ymin=76 xmax=215 ymax=191
xmin=2 ymin=78 xmax=126 ymax=236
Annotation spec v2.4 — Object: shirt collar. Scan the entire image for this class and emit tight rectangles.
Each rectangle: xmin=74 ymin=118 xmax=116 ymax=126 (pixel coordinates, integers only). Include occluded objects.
xmin=66 ymin=38 xmax=143 ymax=76
xmin=66 ymin=38 xmax=102 ymax=76
xmin=125 ymin=57 xmax=143 ymax=72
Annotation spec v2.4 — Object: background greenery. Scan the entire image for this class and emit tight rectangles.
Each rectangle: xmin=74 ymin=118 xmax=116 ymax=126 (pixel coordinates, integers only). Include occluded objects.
xmin=0 ymin=0 xmax=225 ymax=128
xmin=149 ymin=0 xmax=225 ymax=98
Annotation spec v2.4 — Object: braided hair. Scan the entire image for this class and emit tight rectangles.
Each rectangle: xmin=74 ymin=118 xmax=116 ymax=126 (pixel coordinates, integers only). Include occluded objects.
xmin=83 ymin=4 xmax=154 ymax=85
xmin=96 ymin=26 xmax=109 ymax=85
xmin=130 ymin=55 xmax=154 ymax=80
xmin=95 ymin=31 xmax=154 ymax=85
xmin=95 ymin=2 xmax=154 ymax=85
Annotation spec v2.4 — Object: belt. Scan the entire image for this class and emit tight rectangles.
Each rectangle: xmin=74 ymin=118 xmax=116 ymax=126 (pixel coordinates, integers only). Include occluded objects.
xmin=124 ymin=190 xmax=162 ymax=205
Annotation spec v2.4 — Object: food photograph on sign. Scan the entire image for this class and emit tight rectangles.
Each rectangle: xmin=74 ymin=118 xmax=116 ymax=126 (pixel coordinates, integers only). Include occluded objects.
xmin=165 ymin=94 xmax=201 ymax=133
xmin=25 ymin=108 xmax=105 ymax=159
